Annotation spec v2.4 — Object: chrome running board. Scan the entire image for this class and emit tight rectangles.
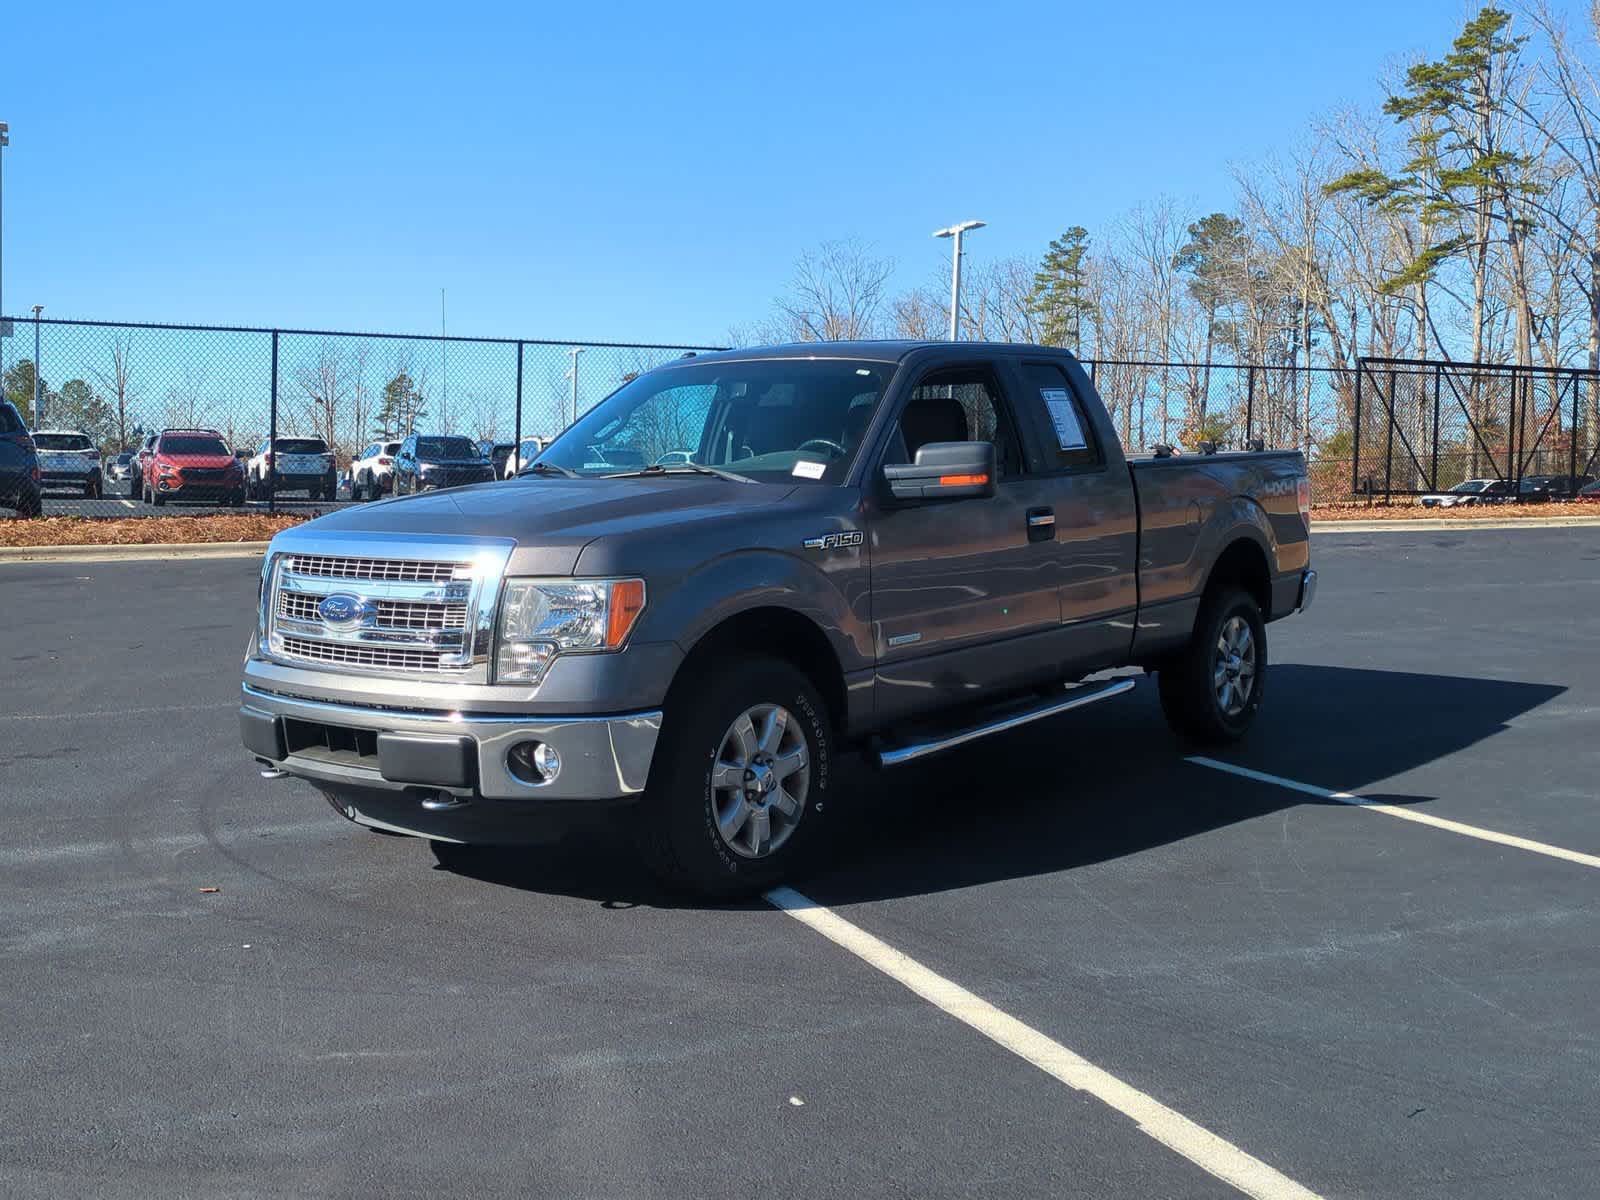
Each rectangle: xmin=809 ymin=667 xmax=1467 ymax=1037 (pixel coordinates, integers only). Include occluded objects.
xmin=875 ymin=678 xmax=1136 ymax=768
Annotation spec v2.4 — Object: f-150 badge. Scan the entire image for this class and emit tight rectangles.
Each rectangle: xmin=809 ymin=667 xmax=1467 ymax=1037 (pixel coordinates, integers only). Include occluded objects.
xmin=803 ymin=531 xmax=864 ymax=552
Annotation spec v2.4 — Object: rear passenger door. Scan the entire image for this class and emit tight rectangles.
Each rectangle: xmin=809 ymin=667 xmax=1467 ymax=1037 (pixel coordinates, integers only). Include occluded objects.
xmin=1005 ymin=358 xmax=1139 ymax=669
xmin=865 ymin=360 xmax=1067 ymax=722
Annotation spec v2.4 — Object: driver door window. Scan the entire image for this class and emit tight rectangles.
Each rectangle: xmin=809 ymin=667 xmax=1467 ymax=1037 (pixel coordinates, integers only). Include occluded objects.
xmin=891 ymin=368 xmax=1027 ymax=478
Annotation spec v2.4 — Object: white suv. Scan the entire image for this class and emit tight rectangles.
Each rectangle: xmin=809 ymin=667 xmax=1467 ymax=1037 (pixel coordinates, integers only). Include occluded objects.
xmin=246 ymin=436 xmax=337 ymax=500
xmin=350 ymin=440 xmax=402 ymax=501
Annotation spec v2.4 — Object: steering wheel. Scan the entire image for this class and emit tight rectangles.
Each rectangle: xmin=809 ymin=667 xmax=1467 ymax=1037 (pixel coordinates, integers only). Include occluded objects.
xmin=797 ymin=438 xmax=845 ymax=460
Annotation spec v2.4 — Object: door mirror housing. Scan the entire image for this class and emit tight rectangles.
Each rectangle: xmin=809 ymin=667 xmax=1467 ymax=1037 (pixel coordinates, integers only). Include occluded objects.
xmin=882 ymin=441 xmax=997 ymax=503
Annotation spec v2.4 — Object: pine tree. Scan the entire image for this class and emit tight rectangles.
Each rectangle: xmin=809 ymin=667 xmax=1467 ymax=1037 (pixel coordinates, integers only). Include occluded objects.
xmin=1029 ymin=227 xmax=1094 ymax=351
xmin=373 ymin=371 xmax=428 ymax=440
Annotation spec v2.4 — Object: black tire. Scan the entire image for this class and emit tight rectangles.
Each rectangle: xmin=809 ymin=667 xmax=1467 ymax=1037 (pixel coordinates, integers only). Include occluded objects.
xmin=1157 ymin=587 xmax=1266 ymax=745
xmin=14 ymin=484 xmax=42 ymax=518
xmin=129 ymin=474 xmax=141 ymax=500
xmin=85 ymin=474 xmax=101 ymax=499
xmin=634 ymin=656 xmax=835 ymax=897
xmin=151 ymin=481 xmax=166 ymax=507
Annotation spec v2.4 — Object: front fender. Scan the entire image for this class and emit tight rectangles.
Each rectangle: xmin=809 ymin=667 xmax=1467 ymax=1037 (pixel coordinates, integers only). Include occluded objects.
xmin=637 ymin=548 xmax=872 ymax=674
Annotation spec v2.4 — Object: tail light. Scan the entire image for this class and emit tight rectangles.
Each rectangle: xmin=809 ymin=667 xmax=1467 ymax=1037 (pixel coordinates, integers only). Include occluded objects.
xmin=1296 ymin=476 xmax=1311 ymax=527
xmin=378 ymin=456 xmax=392 ymax=465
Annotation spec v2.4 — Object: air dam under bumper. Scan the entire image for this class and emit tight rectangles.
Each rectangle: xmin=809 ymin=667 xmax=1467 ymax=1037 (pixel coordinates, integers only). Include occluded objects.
xmin=240 ymin=683 xmax=661 ymax=808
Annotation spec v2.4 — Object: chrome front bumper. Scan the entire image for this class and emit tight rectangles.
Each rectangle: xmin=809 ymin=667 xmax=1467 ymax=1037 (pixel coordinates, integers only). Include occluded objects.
xmin=1297 ymin=568 xmax=1317 ymax=613
xmin=240 ymin=683 xmax=661 ymax=803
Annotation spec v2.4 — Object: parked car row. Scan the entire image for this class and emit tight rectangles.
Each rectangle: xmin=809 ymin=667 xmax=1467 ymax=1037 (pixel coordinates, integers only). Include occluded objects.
xmin=1420 ymin=474 xmax=1597 ymax=507
xmin=1 ymin=417 xmax=559 ymax=514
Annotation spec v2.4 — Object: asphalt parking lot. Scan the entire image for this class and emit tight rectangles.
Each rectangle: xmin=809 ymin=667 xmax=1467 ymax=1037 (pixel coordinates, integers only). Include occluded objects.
xmin=2 ymin=526 xmax=1597 ymax=1198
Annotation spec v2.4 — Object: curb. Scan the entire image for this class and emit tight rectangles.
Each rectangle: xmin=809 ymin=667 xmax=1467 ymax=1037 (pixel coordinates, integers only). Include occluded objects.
xmin=1313 ymin=516 xmax=1600 ymax=533
xmin=0 ymin=541 xmax=270 ymax=564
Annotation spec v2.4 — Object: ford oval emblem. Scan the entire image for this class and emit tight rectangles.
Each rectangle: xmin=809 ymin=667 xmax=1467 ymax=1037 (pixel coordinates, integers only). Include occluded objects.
xmin=317 ymin=593 xmax=371 ymax=626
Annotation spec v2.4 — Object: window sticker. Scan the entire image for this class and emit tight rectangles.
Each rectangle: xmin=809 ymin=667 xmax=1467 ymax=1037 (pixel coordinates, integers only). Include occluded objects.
xmin=1040 ymin=388 xmax=1088 ymax=450
xmin=792 ymin=459 xmax=827 ymax=479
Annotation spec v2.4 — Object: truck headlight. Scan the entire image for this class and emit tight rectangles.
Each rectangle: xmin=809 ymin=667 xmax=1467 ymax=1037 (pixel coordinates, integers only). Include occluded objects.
xmin=494 ymin=578 xmax=646 ymax=684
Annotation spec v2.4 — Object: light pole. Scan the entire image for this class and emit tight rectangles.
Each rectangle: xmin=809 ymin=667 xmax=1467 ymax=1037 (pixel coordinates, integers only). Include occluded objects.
xmin=0 ymin=123 xmax=9 ymax=388
xmin=567 ymin=348 xmax=584 ymax=426
xmin=31 ymin=304 xmax=42 ymax=427
xmin=932 ymin=220 xmax=985 ymax=341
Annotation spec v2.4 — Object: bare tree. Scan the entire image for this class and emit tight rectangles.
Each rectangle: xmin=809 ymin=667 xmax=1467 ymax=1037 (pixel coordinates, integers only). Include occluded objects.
xmin=91 ymin=334 xmax=139 ymax=450
xmin=293 ymin=340 xmax=351 ymax=454
xmin=771 ymin=239 xmax=894 ymax=341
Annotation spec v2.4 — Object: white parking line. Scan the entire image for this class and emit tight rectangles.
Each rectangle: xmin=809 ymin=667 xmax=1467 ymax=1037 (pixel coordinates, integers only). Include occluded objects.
xmin=1187 ymin=757 xmax=1600 ymax=871
xmin=766 ymin=887 xmax=1323 ymax=1200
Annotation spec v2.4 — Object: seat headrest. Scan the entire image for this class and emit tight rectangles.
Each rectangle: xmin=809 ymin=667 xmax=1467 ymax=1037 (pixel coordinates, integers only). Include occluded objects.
xmin=900 ymin=395 xmax=968 ymax=455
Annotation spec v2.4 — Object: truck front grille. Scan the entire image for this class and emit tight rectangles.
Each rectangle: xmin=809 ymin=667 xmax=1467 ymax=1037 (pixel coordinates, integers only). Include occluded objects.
xmin=263 ymin=540 xmax=512 ymax=682
xmin=284 ymin=554 xmax=461 ymax=584
xmin=276 ymin=591 xmax=468 ymax=630
xmin=278 ymin=636 xmax=448 ymax=672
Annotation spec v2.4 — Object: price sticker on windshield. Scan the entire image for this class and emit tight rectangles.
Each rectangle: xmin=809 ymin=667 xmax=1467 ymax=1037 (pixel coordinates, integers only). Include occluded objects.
xmin=792 ymin=460 xmax=826 ymax=479
xmin=1041 ymin=388 xmax=1088 ymax=450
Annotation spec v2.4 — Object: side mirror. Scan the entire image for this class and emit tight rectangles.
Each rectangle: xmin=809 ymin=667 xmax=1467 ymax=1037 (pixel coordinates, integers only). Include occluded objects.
xmin=882 ymin=441 xmax=996 ymax=503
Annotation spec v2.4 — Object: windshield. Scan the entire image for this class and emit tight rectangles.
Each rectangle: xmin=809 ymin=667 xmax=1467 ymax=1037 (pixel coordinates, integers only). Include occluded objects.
xmin=416 ymin=436 xmax=481 ymax=460
xmin=34 ymin=434 xmax=94 ymax=452
xmin=1450 ymin=480 xmax=1490 ymax=493
xmin=537 ymin=358 xmax=896 ymax=482
xmin=162 ymin=435 xmax=230 ymax=456
xmin=274 ymin=438 xmax=327 ymax=455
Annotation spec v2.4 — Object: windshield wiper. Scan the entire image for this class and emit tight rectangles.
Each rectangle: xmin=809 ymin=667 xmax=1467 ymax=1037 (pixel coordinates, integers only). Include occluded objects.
xmin=518 ymin=461 xmax=578 ymax=479
xmin=602 ymin=464 xmax=754 ymax=484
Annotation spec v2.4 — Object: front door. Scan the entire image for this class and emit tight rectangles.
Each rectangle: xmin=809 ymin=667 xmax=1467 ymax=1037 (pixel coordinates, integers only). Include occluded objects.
xmin=866 ymin=361 xmax=1065 ymax=724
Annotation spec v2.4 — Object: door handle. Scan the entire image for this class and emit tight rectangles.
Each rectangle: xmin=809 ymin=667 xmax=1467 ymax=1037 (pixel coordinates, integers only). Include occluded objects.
xmin=1027 ymin=507 xmax=1056 ymax=542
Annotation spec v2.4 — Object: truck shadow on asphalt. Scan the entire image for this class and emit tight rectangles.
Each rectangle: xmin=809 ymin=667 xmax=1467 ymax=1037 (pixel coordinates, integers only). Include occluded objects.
xmin=431 ymin=664 xmax=1564 ymax=909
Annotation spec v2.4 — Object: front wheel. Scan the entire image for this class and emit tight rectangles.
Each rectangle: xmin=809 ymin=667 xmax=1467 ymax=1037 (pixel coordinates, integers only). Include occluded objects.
xmin=1157 ymin=588 xmax=1266 ymax=745
xmin=635 ymin=657 xmax=834 ymax=897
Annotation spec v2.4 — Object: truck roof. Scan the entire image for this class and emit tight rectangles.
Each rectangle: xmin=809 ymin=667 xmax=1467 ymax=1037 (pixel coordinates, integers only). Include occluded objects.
xmin=657 ymin=340 xmax=1077 ymax=369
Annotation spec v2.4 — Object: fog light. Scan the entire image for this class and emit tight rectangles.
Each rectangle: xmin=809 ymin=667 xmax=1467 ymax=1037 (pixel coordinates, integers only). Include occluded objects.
xmin=507 ymin=740 xmax=561 ymax=785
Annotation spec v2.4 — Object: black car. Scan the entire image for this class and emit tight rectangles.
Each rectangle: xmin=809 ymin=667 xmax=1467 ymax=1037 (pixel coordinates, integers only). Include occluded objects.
xmin=0 ymin=399 xmax=42 ymax=516
xmin=1519 ymin=473 xmax=1594 ymax=502
xmin=391 ymin=434 xmax=497 ymax=495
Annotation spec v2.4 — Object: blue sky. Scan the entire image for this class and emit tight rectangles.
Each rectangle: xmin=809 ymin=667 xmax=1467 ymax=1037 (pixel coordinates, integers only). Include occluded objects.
xmin=0 ymin=0 xmax=1577 ymax=347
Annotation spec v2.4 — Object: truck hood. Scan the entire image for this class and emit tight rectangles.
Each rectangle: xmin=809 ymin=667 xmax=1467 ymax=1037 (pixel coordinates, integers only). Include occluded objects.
xmin=288 ymin=476 xmax=799 ymax=575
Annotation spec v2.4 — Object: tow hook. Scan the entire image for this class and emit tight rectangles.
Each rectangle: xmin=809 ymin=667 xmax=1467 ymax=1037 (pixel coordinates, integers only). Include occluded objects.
xmin=419 ymin=790 xmax=470 ymax=811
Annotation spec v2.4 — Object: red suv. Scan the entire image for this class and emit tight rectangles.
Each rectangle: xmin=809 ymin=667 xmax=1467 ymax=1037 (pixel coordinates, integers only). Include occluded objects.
xmin=142 ymin=428 xmax=247 ymax=507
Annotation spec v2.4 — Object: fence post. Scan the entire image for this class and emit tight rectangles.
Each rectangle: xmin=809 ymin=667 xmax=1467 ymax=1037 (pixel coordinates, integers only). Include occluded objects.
xmin=268 ymin=330 xmax=279 ymax=514
xmin=513 ymin=341 xmax=524 ymax=465
xmin=1383 ymin=367 xmax=1395 ymax=502
xmin=1573 ymin=373 xmax=1582 ymax=486
xmin=1440 ymin=360 xmax=1452 ymax=489
xmin=1352 ymin=361 xmax=1363 ymax=495
xmin=1245 ymin=365 xmax=1255 ymax=445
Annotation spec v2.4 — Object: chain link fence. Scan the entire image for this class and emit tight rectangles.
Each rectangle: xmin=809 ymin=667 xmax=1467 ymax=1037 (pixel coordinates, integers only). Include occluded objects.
xmin=1352 ymin=358 xmax=1600 ymax=500
xmin=0 ymin=316 xmax=721 ymax=516
xmin=1083 ymin=359 xmax=1352 ymax=502
xmin=7 ymin=318 xmax=1579 ymax=516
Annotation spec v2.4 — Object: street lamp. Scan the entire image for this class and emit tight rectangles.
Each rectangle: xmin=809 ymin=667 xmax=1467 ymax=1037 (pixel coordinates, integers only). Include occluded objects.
xmin=932 ymin=220 xmax=985 ymax=341
xmin=31 ymin=304 xmax=42 ymax=427
xmin=566 ymin=348 xmax=584 ymax=426
xmin=0 ymin=123 xmax=9 ymax=384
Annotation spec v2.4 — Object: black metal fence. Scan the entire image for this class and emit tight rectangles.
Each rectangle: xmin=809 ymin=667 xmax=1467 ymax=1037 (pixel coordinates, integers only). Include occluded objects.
xmin=0 ymin=315 xmax=721 ymax=516
xmin=5 ymin=317 xmax=1586 ymax=516
xmin=1352 ymin=357 xmax=1600 ymax=498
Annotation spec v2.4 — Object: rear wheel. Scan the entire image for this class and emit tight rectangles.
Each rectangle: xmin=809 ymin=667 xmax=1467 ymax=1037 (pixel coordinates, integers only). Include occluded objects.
xmin=14 ymin=483 xmax=42 ymax=518
xmin=634 ymin=657 xmax=834 ymax=897
xmin=1157 ymin=588 xmax=1266 ymax=745
xmin=85 ymin=474 xmax=101 ymax=499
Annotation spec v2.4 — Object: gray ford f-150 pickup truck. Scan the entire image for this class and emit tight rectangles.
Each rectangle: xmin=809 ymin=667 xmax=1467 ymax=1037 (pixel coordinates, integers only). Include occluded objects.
xmin=241 ymin=341 xmax=1314 ymax=894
